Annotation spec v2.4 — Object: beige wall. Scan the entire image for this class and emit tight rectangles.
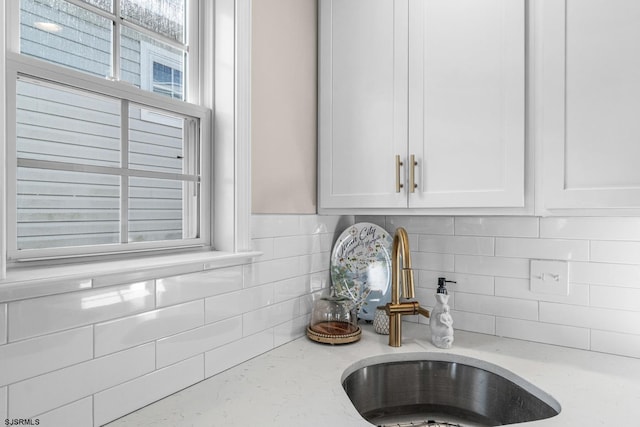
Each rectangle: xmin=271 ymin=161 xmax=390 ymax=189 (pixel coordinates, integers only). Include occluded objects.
xmin=251 ymin=0 xmax=317 ymax=214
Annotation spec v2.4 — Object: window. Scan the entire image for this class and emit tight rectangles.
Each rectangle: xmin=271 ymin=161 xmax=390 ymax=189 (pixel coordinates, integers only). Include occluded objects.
xmin=140 ymin=42 xmax=185 ymax=126
xmin=18 ymin=0 xmax=191 ymax=96
xmin=152 ymin=61 xmax=183 ymax=99
xmin=5 ymin=0 xmax=211 ymax=261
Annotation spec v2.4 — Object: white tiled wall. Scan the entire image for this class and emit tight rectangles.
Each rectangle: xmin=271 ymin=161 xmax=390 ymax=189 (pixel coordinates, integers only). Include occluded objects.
xmin=93 ymin=355 xmax=204 ymax=427
xmin=0 ymin=214 xmax=350 ymax=426
xmin=0 ymin=327 xmax=94 ymax=386
xmin=8 ymin=281 xmax=156 ymax=341
xmin=359 ymin=215 xmax=640 ymax=359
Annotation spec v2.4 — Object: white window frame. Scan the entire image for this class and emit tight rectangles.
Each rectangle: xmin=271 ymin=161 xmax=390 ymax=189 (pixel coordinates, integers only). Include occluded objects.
xmin=6 ymin=53 xmax=211 ymax=261
xmin=0 ymin=0 xmax=252 ymax=279
xmin=5 ymin=0 xmax=211 ymax=263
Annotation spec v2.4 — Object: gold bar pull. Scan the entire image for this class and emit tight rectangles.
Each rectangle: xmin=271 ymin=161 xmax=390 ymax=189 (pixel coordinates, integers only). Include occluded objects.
xmin=409 ymin=154 xmax=417 ymax=193
xmin=395 ymin=155 xmax=404 ymax=193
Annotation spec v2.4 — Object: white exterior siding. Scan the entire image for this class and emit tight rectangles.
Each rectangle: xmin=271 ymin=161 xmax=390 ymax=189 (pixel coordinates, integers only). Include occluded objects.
xmin=16 ymin=79 xmax=184 ymax=250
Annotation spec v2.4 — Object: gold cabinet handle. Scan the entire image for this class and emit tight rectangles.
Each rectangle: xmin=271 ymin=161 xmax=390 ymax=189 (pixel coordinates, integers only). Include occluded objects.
xmin=409 ymin=154 xmax=417 ymax=193
xmin=395 ymin=155 xmax=404 ymax=193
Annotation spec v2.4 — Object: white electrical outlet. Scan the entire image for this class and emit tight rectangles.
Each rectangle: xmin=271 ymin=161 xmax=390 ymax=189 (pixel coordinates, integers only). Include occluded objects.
xmin=530 ymin=259 xmax=569 ymax=296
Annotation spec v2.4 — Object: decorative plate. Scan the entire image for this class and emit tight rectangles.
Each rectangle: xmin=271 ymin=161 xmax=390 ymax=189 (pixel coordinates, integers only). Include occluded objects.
xmin=330 ymin=222 xmax=393 ymax=321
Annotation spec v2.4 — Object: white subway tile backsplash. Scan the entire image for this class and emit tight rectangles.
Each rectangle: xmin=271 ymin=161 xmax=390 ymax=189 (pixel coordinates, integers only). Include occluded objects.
xmin=156 ymin=316 xmax=242 ymax=368
xmin=570 ymin=262 xmax=640 ymax=288
xmin=274 ymin=235 xmax=313 ymax=259
xmin=274 ymin=276 xmax=311 ymax=303
xmin=93 ymin=264 xmax=199 ymax=288
xmin=495 ymin=277 xmax=589 ymax=305
xmin=387 ymin=216 xmax=454 ymax=235
xmin=300 ymin=291 xmax=324 ymax=316
xmin=540 ymin=302 xmax=640 ymax=335
xmin=251 ymin=238 xmax=275 ymax=260
xmin=242 ymin=299 xmax=300 ymax=336
xmin=0 ymin=277 xmax=93 ymax=303
xmin=412 ymin=252 xmax=455 ymax=272
xmin=0 ymin=304 xmax=6 ymax=345
xmin=300 ymin=214 xmax=352 ymax=235
xmin=0 ymin=327 xmax=93 ymax=387
xmin=495 ymin=238 xmax=589 ymax=261
xmin=274 ymin=315 xmax=309 ymax=347
xmin=204 ymin=329 xmax=274 ymax=378
xmin=455 ymin=293 xmax=538 ymax=321
xmin=309 ymin=271 xmax=330 ymax=293
xmin=35 ymin=397 xmax=93 ymax=427
xmin=591 ymin=330 xmax=640 ymax=359
xmin=414 ymin=287 xmax=451 ymax=311
xmin=299 ymin=251 xmax=331 ymax=275
xmin=312 ymin=233 xmax=334 ymax=254
xmin=541 ymin=217 xmax=640 ymax=241
xmin=418 ymin=235 xmax=494 ymax=256
xmin=590 ymin=285 xmax=640 ymax=311
xmin=416 ymin=271 xmax=441 ymax=290
xmin=451 ymin=310 xmax=496 ymax=335
xmin=418 ymin=271 xmax=494 ymax=295
xmin=373 ymin=216 xmax=640 ymax=356
xmin=449 ymin=274 xmax=495 ymax=296
xmin=252 ymin=215 xmax=300 ymax=238
xmin=496 ymin=317 xmax=590 ymax=350
xmin=8 ymin=281 xmax=155 ymax=341
xmin=94 ymin=355 xmax=204 ymax=427
xmin=409 ymin=233 xmax=420 ymax=250
xmin=273 ymin=234 xmax=332 ymax=259
xmin=95 ymin=300 xmax=204 ymax=357
xmin=354 ymin=215 xmax=386 ymax=229
xmin=455 ymin=255 xmax=530 ymax=279
xmin=156 ymin=266 xmax=242 ymax=307
xmin=8 ymin=343 xmax=155 ymax=418
xmin=591 ymin=240 xmax=640 ymax=264
xmin=244 ymin=258 xmax=300 ymax=287
xmin=204 ymin=284 xmax=274 ymax=324
xmin=455 ymin=217 xmax=539 ymax=237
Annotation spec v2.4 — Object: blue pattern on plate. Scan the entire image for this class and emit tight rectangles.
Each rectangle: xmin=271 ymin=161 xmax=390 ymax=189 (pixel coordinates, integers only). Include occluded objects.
xmin=330 ymin=223 xmax=393 ymax=321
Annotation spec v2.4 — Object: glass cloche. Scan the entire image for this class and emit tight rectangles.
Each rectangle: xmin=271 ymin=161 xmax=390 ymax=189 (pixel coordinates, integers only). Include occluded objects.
xmin=307 ymin=290 xmax=361 ymax=344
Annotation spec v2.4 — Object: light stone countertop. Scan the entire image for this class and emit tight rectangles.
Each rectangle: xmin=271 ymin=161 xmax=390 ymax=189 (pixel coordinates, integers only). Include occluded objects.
xmin=106 ymin=323 xmax=640 ymax=426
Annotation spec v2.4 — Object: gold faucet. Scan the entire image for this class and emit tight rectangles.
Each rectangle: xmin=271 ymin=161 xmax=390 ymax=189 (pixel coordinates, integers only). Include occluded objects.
xmin=385 ymin=227 xmax=430 ymax=347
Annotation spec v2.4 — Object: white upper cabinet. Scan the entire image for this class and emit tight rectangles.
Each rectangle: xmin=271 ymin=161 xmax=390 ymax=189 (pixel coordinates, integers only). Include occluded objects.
xmin=318 ymin=0 xmax=526 ymax=212
xmin=537 ymin=0 xmax=640 ymax=212
xmin=408 ymin=0 xmax=525 ymax=208
xmin=318 ymin=0 xmax=408 ymax=209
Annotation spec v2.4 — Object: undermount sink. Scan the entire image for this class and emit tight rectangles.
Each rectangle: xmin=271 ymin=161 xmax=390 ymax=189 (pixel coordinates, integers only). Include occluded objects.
xmin=342 ymin=354 xmax=560 ymax=427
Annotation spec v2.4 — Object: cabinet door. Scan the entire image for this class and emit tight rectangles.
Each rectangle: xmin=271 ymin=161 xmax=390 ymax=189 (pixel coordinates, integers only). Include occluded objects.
xmin=539 ymin=0 xmax=640 ymax=210
xmin=408 ymin=0 xmax=525 ymax=208
xmin=318 ymin=0 xmax=408 ymax=209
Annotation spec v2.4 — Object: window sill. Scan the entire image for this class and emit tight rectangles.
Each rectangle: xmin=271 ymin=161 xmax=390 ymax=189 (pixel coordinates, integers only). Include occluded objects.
xmin=0 ymin=250 xmax=262 ymax=303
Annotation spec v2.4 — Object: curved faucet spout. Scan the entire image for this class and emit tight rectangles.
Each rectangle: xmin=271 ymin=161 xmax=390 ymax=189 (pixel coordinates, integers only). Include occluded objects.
xmin=386 ymin=227 xmax=430 ymax=347
xmin=391 ymin=227 xmax=415 ymax=303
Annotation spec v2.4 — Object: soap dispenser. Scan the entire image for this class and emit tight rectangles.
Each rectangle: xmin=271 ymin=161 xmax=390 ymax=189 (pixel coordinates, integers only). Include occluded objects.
xmin=431 ymin=277 xmax=456 ymax=349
